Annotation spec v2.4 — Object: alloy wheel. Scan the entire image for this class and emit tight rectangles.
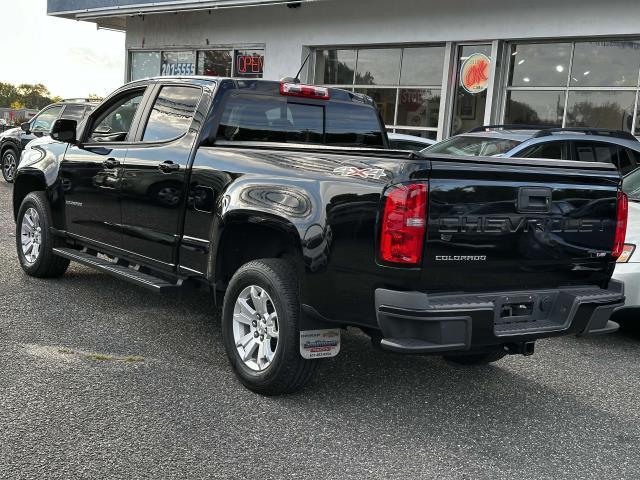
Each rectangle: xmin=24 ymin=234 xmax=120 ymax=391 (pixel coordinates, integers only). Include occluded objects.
xmin=232 ymin=285 xmax=279 ymax=371
xmin=20 ymin=207 xmax=42 ymax=264
xmin=3 ymin=152 xmax=16 ymax=181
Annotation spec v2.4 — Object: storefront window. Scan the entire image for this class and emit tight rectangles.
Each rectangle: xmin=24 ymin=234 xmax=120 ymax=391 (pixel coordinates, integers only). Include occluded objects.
xmin=508 ymin=43 xmax=571 ymax=87
xmin=131 ymin=47 xmax=264 ymax=80
xmin=571 ymin=41 xmax=640 ymax=87
xmin=400 ymin=47 xmax=445 ymax=86
xmin=505 ymin=90 xmax=565 ymax=126
xmin=354 ymin=88 xmax=396 ymax=125
xmin=198 ymin=50 xmax=232 ymax=77
xmin=315 ymin=45 xmax=444 ymax=138
xmin=565 ymin=91 xmax=635 ymax=131
xmin=397 ymin=89 xmax=440 ymax=129
xmin=234 ymin=49 xmax=265 ymax=78
xmin=355 ymin=49 xmax=401 ymax=85
xmin=451 ymin=44 xmax=492 ymax=135
xmin=161 ymin=51 xmax=196 ymax=76
xmin=130 ymin=51 xmax=161 ymax=81
xmin=505 ymin=41 xmax=640 ymax=132
xmin=314 ymin=49 xmax=356 ymax=85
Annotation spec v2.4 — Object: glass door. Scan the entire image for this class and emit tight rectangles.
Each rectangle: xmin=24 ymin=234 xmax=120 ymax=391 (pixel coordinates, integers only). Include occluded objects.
xmin=450 ymin=44 xmax=492 ymax=135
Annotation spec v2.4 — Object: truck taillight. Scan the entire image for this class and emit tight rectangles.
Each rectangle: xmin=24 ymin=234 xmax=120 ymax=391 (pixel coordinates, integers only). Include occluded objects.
xmin=280 ymin=82 xmax=330 ymax=100
xmin=612 ymin=191 xmax=628 ymax=259
xmin=380 ymin=183 xmax=428 ymax=265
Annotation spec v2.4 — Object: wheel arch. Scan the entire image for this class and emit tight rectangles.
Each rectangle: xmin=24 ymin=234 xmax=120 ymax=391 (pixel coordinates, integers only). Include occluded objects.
xmin=213 ymin=211 xmax=305 ymax=293
xmin=12 ymin=170 xmax=58 ymax=223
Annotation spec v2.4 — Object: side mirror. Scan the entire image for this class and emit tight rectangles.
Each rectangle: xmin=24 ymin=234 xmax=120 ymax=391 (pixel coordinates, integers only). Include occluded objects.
xmin=50 ymin=119 xmax=78 ymax=144
xmin=21 ymin=122 xmax=31 ymax=133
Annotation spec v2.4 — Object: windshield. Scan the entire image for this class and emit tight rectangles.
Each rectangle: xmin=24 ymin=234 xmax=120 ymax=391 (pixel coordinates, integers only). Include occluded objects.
xmin=423 ymin=135 xmax=522 ymax=157
xmin=623 ymin=168 xmax=640 ymax=201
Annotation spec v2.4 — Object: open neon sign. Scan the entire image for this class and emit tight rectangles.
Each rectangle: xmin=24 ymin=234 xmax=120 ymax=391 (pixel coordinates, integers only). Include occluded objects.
xmin=236 ymin=54 xmax=264 ymax=76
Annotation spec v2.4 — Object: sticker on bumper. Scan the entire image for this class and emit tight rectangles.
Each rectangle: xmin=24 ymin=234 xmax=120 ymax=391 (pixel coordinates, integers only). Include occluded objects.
xmin=299 ymin=329 xmax=341 ymax=359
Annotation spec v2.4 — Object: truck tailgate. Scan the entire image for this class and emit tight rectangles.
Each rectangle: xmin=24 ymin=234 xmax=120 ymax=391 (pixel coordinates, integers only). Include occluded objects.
xmin=423 ymin=156 xmax=621 ymax=293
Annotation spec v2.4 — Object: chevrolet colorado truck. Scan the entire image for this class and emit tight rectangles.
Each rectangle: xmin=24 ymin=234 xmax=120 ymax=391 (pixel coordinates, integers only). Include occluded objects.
xmin=13 ymin=77 xmax=627 ymax=395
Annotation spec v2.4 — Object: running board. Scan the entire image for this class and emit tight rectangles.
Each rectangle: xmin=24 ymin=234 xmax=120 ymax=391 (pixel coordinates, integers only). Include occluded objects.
xmin=52 ymin=247 xmax=182 ymax=293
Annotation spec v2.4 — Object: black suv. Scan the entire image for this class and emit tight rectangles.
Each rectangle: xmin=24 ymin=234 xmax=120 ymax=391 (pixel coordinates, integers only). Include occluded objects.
xmin=1 ymin=99 xmax=98 ymax=183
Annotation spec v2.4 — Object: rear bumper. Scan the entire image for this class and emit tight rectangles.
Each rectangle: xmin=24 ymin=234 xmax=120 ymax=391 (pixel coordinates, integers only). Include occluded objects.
xmin=374 ymin=280 xmax=624 ymax=354
xmin=613 ymin=263 xmax=640 ymax=308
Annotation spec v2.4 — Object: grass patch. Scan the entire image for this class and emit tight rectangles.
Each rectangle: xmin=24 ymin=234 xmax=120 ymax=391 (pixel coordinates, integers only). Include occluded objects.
xmin=122 ymin=355 xmax=145 ymax=363
xmin=86 ymin=353 xmax=114 ymax=362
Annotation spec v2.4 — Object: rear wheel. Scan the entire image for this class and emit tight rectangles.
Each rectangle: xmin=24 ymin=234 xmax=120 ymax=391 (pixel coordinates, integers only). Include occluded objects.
xmin=16 ymin=192 xmax=69 ymax=278
xmin=2 ymin=148 xmax=18 ymax=183
xmin=444 ymin=349 xmax=507 ymax=366
xmin=221 ymin=258 xmax=318 ymax=395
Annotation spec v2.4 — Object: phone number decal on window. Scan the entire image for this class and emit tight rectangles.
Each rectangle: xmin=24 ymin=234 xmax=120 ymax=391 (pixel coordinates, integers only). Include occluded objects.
xmin=161 ymin=63 xmax=195 ymax=76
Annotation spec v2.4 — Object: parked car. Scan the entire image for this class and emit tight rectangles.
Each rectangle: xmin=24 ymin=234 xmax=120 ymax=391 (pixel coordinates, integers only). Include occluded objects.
xmin=424 ymin=125 xmax=640 ymax=175
xmin=613 ymin=167 xmax=640 ymax=317
xmin=13 ymin=77 xmax=625 ymax=395
xmin=387 ymin=132 xmax=436 ymax=151
xmin=1 ymin=99 xmax=97 ymax=183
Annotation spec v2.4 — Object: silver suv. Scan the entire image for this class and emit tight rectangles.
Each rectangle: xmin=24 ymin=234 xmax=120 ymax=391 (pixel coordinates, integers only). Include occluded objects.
xmin=424 ymin=125 xmax=640 ymax=175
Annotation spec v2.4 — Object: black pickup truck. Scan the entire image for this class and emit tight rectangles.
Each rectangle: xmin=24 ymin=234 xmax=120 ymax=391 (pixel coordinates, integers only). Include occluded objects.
xmin=13 ymin=77 xmax=627 ymax=395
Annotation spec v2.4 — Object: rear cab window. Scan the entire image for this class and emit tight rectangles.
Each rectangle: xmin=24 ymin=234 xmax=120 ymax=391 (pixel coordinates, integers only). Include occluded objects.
xmin=215 ymin=85 xmax=385 ymax=148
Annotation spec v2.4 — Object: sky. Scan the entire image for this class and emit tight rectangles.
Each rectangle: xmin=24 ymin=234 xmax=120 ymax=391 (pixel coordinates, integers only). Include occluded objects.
xmin=0 ymin=0 xmax=125 ymax=98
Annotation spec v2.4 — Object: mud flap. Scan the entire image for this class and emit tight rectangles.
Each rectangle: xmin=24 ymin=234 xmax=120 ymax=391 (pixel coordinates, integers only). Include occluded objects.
xmin=300 ymin=329 xmax=341 ymax=359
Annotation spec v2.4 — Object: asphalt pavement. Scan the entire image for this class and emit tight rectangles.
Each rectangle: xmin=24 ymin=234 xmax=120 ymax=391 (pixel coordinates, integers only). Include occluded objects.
xmin=1 ymin=181 xmax=639 ymax=479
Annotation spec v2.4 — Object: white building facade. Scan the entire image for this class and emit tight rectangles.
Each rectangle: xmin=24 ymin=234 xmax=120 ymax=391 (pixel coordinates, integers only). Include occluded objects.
xmin=49 ymin=0 xmax=640 ymax=139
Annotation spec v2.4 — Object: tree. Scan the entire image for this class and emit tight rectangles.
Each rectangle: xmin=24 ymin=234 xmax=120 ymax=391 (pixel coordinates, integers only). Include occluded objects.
xmin=0 ymin=82 xmax=60 ymax=110
xmin=0 ymin=82 xmax=19 ymax=107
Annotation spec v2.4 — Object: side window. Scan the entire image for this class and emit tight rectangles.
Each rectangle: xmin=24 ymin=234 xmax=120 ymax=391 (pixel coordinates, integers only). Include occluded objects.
xmin=573 ymin=141 xmax=617 ymax=165
xmin=89 ymin=91 xmax=145 ymax=143
xmin=31 ymin=105 xmax=64 ymax=132
xmin=519 ymin=141 xmax=566 ymax=160
xmin=141 ymin=86 xmax=202 ymax=142
xmin=622 ymin=148 xmax=640 ymax=175
xmin=61 ymin=105 xmax=87 ymax=121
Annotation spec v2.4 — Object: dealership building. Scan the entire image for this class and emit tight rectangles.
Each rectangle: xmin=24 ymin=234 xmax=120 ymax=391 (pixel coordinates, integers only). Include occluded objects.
xmin=48 ymin=0 xmax=640 ymax=140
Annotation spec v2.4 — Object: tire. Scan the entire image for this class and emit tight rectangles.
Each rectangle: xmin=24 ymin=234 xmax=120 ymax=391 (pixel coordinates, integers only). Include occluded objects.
xmin=2 ymin=147 xmax=18 ymax=183
xmin=444 ymin=349 xmax=507 ymax=366
xmin=221 ymin=258 xmax=318 ymax=395
xmin=16 ymin=192 xmax=70 ymax=278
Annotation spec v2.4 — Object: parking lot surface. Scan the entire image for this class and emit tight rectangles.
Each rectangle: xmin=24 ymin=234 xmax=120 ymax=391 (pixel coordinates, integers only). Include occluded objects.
xmin=0 ymin=181 xmax=639 ymax=479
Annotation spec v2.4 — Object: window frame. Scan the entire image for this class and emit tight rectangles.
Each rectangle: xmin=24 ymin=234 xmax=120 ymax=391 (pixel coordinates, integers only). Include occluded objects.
xmin=128 ymin=45 xmax=266 ymax=81
xmin=515 ymin=139 xmax=570 ymax=161
xmin=500 ymin=39 xmax=640 ymax=134
xmin=81 ymin=86 xmax=151 ymax=147
xmin=137 ymin=84 xmax=204 ymax=144
xmin=30 ymin=105 xmax=65 ymax=133
xmin=311 ymin=44 xmax=446 ymax=139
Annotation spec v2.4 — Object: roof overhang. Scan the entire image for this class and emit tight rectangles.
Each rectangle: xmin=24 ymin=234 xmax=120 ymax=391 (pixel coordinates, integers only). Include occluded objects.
xmin=48 ymin=0 xmax=319 ymax=26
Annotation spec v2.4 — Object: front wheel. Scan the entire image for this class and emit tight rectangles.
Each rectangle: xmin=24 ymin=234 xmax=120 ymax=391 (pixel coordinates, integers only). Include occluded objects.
xmin=221 ymin=259 xmax=318 ymax=395
xmin=2 ymin=148 xmax=18 ymax=183
xmin=16 ymin=192 xmax=70 ymax=278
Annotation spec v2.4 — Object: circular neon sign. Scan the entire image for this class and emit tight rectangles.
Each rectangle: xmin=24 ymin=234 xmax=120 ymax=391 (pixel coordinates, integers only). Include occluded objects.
xmin=460 ymin=53 xmax=491 ymax=94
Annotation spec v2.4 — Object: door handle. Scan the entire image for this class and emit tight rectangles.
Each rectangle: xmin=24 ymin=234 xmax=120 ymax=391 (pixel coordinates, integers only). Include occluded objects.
xmin=518 ymin=187 xmax=552 ymax=213
xmin=103 ymin=158 xmax=120 ymax=169
xmin=158 ymin=160 xmax=180 ymax=173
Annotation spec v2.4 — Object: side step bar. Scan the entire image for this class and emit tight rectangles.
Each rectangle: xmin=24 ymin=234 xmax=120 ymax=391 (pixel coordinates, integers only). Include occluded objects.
xmin=52 ymin=247 xmax=182 ymax=293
